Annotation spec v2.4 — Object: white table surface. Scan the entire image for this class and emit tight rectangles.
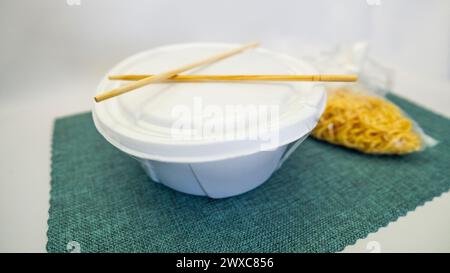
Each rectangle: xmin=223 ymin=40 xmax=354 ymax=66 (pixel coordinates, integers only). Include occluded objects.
xmin=0 ymin=0 xmax=449 ymax=253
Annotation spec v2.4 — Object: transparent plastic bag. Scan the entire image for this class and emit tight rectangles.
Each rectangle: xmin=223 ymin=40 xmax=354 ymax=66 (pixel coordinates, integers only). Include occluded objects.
xmin=309 ymin=43 xmax=437 ymax=155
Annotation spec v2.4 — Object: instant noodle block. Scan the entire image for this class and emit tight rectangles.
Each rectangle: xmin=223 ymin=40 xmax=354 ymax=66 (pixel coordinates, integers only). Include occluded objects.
xmin=312 ymin=88 xmax=423 ymax=154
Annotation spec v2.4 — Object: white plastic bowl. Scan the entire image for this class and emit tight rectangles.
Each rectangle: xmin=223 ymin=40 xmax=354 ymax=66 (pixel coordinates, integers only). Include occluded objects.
xmin=93 ymin=43 xmax=326 ymax=198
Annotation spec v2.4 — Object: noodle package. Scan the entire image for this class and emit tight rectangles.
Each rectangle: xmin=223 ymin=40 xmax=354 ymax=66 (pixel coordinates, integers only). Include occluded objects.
xmin=308 ymin=43 xmax=435 ymax=155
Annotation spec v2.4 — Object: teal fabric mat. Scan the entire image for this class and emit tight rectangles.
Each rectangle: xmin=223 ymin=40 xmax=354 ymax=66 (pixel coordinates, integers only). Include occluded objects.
xmin=47 ymin=94 xmax=450 ymax=252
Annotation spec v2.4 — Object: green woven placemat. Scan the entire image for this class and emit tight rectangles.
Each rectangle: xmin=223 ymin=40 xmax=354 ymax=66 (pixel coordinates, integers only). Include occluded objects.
xmin=47 ymin=94 xmax=450 ymax=253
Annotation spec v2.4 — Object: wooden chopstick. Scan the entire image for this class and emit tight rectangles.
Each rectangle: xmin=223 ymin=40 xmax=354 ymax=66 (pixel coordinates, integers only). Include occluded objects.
xmin=94 ymin=42 xmax=260 ymax=102
xmin=108 ymin=74 xmax=358 ymax=82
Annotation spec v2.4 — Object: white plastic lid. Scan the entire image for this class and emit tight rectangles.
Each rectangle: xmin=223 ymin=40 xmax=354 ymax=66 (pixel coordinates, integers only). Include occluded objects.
xmin=93 ymin=43 xmax=326 ymax=163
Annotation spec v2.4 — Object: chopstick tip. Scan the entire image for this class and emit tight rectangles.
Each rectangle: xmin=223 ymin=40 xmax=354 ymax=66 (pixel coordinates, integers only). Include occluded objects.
xmin=248 ymin=41 xmax=260 ymax=48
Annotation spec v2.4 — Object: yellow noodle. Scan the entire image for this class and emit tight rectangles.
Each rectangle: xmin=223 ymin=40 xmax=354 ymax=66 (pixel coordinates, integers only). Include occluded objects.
xmin=311 ymin=88 xmax=422 ymax=154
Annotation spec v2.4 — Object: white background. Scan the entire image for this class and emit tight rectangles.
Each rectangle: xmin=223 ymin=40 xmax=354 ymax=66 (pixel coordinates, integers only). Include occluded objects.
xmin=0 ymin=0 xmax=449 ymax=252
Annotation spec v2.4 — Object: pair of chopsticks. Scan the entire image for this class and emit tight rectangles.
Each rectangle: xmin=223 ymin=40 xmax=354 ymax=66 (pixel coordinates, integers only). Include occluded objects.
xmin=94 ymin=42 xmax=357 ymax=103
